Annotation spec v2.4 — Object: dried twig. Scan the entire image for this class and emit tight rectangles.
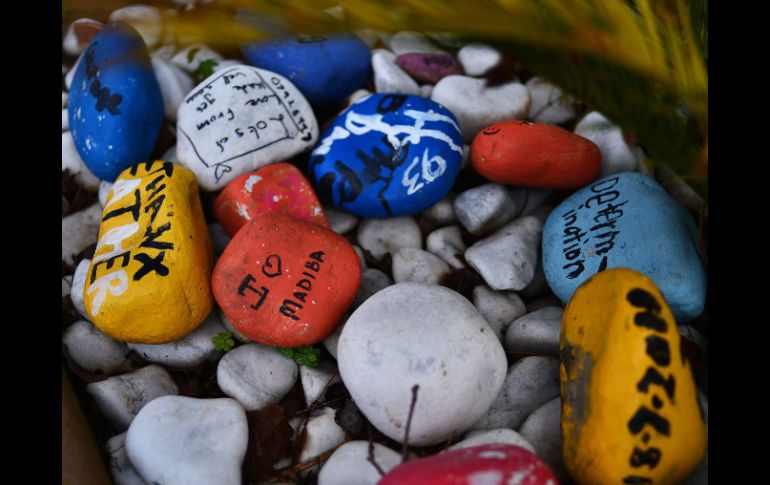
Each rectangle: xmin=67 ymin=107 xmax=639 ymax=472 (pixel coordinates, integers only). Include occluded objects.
xmin=367 ymin=439 xmax=387 ymax=477
xmin=401 ymin=384 xmax=420 ymax=463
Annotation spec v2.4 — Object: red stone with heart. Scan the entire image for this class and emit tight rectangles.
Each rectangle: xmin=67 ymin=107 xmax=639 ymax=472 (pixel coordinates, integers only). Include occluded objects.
xmin=212 ymin=213 xmax=360 ymax=347
xmin=214 ymin=162 xmax=329 ymax=237
xmin=470 ymin=120 xmax=601 ymax=189
xmin=379 ymin=443 xmax=559 ymax=485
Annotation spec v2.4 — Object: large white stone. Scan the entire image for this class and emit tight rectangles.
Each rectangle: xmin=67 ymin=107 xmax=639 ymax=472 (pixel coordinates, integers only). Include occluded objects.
xmin=357 ymin=217 xmax=422 ymax=260
xmin=574 ymin=111 xmax=644 ymax=177
xmin=176 ymin=65 xmax=318 ymax=191
xmin=338 ymin=283 xmax=507 ymax=445
xmin=318 ymin=441 xmax=402 ymax=485
xmin=62 ymin=320 xmax=128 ymax=374
xmin=432 ymin=75 xmax=530 ymax=142
xmin=216 ymin=343 xmax=298 ymax=411
xmin=126 ymin=396 xmax=248 ymax=485
xmin=61 ymin=203 xmax=102 ymax=266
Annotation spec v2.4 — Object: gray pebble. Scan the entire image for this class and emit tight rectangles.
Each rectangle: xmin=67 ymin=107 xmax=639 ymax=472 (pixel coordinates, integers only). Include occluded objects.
xmin=525 ymin=76 xmax=577 ymax=125
xmin=70 ymin=258 xmax=90 ymax=319
xmin=62 ymin=320 xmax=128 ymax=374
xmin=352 ymin=268 xmax=392 ymax=309
xmin=325 ymin=205 xmax=359 ymax=235
xmin=300 ymin=361 xmax=341 ymax=406
xmin=208 ymin=222 xmax=231 ymax=256
xmin=86 ymin=365 xmax=179 ymax=430
xmin=472 ymin=285 xmax=527 ymax=341
xmin=106 ymin=433 xmax=149 ymax=485
xmin=421 ymin=195 xmax=457 ymax=225
xmin=504 ymin=306 xmax=563 ymax=357
xmin=392 ymin=248 xmax=451 ymax=285
xmin=357 ymin=217 xmax=422 ymax=260
xmin=519 ymin=396 xmax=568 ymax=481
xmin=454 ymin=183 xmax=519 ymax=235
xmin=449 ymin=428 xmax=535 ymax=453
xmin=575 ymin=111 xmax=643 ymax=177
xmin=62 ymin=108 xmax=69 ymax=131
xmin=318 ymin=441 xmax=402 ymax=485
xmin=426 ymin=225 xmax=466 ymax=269
xmin=353 ymin=245 xmax=367 ymax=269
xmin=62 ymin=203 xmax=102 ymax=266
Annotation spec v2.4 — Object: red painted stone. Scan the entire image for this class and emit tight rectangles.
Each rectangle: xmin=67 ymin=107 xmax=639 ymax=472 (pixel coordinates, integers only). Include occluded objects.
xmin=214 ymin=163 xmax=329 ymax=237
xmin=395 ymin=53 xmax=464 ymax=85
xmin=379 ymin=444 xmax=559 ymax=485
xmin=470 ymin=120 xmax=601 ymax=189
xmin=211 ymin=213 xmax=361 ymax=348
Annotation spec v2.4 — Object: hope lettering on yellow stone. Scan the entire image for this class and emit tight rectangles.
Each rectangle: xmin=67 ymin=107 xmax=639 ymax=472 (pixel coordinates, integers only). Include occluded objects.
xmin=560 ymin=268 xmax=705 ymax=485
xmin=84 ymin=161 xmax=214 ymax=344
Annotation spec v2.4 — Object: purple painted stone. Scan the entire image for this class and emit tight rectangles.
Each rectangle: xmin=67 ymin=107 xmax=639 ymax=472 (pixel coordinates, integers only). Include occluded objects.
xmin=395 ymin=53 xmax=464 ymax=85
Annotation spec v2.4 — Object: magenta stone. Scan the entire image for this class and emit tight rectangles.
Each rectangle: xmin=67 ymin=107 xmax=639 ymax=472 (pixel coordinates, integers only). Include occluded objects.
xmin=395 ymin=53 xmax=464 ymax=85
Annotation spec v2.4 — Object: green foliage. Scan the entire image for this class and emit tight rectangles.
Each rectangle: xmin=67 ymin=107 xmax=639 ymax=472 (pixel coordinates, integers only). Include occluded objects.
xmin=275 ymin=345 xmax=321 ymax=367
xmin=192 ymin=59 xmax=219 ymax=84
xmin=212 ymin=331 xmax=235 ymax=352
xmin=186 ymin=47 xmax=201 ymax=63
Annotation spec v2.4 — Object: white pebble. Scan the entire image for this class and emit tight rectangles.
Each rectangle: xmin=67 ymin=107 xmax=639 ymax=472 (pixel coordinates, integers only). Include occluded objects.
xmin=300 ymin=361 xmax=341 ymax=406
xmin=106 ymin=433 xmax=148 ymax=485
xmin=319 ymin=441 xmax=402 ymax=485
xmin=426 ymin=225 xmax=466 ymax=269
xmin=63 ymin=320 xmax=128 ymax=374
xmin=421 ymin=195 xmax=457 ymax=225
xmin=387 ymin=31 xmax=445 ymax=55
xmin=392 ymin=247 xmax=451 ymax=284
xmin=454 ymin=183 xmax=520 ymax=235
xmin=109 ymin=4 xmax=163 ymax=49
xmin=525 ymin=76 xmax=577 ymax=125
xmin=62 ymin=132 xmax=101 ymax=191
xmin=457 ymin=43 xmax=502 ymax=77
xmin=472 ymin=285 xmax=527 ymax=341
xmin=504 ymin=306 xmax=563 ymax=357
xmin=62 ymin=203 xmax=102 ymax=266
xmin=357 ymin=217 xmax=422 ymax=260
xmin=62 ymin=18 xmax=104 ymax=57
xmin=325 ymin=205 xmax=359 ymax=235
xmin=298 ymin=407 xmax=347 ymax=463
xmin=574 ymin=111 xmax=643 ymax=177
xmin=372 ymin=49 xmax=421 ymax=96
xmin=449 ymin=428 xmax=535 ymax=453
xmin=151 ymin=57 xmax=193 ymax=122
xmin=70 ymin=258 xmax=90 ymax=319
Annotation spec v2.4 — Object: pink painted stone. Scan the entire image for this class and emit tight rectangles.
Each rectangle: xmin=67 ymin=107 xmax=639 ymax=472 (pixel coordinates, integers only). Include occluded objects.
xmin=379 ymin=444 xmax=559 ymax=485
xmin=214 ymin=162 xmax=329 ymax=237
xmin=395 ymin=53 xmax=464 ymax=85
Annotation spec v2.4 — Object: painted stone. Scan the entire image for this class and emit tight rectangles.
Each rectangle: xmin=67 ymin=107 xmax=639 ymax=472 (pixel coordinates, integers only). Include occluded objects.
xmin=308 ymin=93 xmax=464 ymax=217
xmin=542 ymin=172 xmax=706 ymax=321
xmin=211 ymin=213 xmax=361 ymax=348
xmin=470 ymin=120 xmax=601 ymax=189
xmin=214 ymin=163 xmax=329 ymax=237
xmin=68 ymin=21 xmax=164 ymax=182
xmin=560 ymin=268 xmax=706 ymax=485
xmin=83 ymin=161 xmax=214 ymax=343
xmin=176 ymin=65 xmax=318 ymax=191
xmin=395 ymin=53 xmax=464 ymax=85
xmin=379 ymin=444 xmax=559 ymax=485
xmin=242 ymin=35 xmax=371 ymax=109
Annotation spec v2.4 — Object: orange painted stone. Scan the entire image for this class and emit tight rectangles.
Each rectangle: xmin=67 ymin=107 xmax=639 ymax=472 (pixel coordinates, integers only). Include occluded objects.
xmin=211 ymin=213 xmax=361 ymax=347
xmin=470 ymin=120 xmax=601 ymax=189
xmin=214 ymin=163 xmax=329 ymax=237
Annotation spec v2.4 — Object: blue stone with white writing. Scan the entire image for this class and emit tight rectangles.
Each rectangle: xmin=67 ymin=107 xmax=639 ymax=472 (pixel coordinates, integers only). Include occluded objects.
xmin=308 ymin=93 xmax=464 ymax=217
xmin=542 ymin=172 xmax=706 ymax=321
xmin=68 ymin=21 xmax=164 ymax=182
xmin=242 ymin=35 xmax=371 ymax=109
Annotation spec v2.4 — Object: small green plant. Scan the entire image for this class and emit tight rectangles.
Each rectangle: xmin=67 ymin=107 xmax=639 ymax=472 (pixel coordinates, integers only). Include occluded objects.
xmin=212 ymin=331 xmax=235 ymax=352
xmin=193 ymin=59 xmax=219 ymax=83
xmin=275 ymin=345 xmax=321 ymax=367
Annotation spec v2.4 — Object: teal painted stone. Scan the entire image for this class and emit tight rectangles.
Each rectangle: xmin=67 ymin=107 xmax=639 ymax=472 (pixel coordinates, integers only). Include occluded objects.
xmin=542 ymin=172 xmax=706 ymax=321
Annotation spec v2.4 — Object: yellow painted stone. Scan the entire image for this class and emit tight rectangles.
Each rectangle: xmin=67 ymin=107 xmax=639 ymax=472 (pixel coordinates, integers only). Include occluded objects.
xmin=560 ymin=268 xmax=706 ymax=485
xmin=83 ymin=161 xmax=214 ymax=344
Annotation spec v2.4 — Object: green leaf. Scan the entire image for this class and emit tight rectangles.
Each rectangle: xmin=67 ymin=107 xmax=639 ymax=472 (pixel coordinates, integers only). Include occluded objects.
xmin=274 ymin=344 xmax=321 ymax=367
xmin=212 ymin=331 xmax=235 ymax=352
xmin=186 ymin=47 xmax=201 ymax=64
xmin=192 ymin=59 xmax=219 ymax=84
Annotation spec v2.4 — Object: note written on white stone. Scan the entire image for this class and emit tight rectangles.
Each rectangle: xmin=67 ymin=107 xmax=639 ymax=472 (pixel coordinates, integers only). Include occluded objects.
xmin=177 ymin=65 xmax=318 ymax=191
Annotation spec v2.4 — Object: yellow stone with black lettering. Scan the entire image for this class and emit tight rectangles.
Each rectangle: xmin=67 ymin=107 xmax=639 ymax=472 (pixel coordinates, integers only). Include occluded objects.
xmin=560 ymin=268 xmax=705 ymax=485
xmin=83 ymin=161 xmax=214 ymax=344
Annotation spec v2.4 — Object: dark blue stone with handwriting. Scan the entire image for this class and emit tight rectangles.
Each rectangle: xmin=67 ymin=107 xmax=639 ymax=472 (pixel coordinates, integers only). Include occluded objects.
xmin=242 ymin=35 xmax=371 ymax=109
xmin=307 ymin=93 xmax=463 ymax=217
xmin=68 ymin=21 xmax=163 ymax=181
xmin=542 ymin=172 xmax=706 ymax=321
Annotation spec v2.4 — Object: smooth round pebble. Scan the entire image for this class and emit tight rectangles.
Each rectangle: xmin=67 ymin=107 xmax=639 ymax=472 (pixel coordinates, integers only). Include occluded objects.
xmin=392 ymin=248 xmax=451 ymax=284
xmin=456 ymin=43 xmax=501 ymax=77
xmin=574 ymin=111 xmax=644 ymax=177
xmin=454 ymin=183 xmax=520 ymax=235
xmin=300 ymin=361 xmax=340 ymax=406
xmin=519 ymin=396 xmax=569 ymax=482
xmin=420 ymin=195 xmax=457 ymax=225
xmin=504 ymin=306 xmax=563 ymax=357
xmin=357 ymin=216 xmax=422 ymax=260
xmin=216 ymin=343 xmax=298 ymax=411
xmin=472 ymin=285 xmax=527 ymax=341
xmin=426 ymin=225 xmax=466 ymax=269
xmin=150 ymin=56 xmax=193 ymax=122
xmin=62 ymin=320 xmax=128 ymax=374
xmin=338 ymin=283 xmax=507 ymax=445
xmin=318 ymin=441 xmax=402 ymax=485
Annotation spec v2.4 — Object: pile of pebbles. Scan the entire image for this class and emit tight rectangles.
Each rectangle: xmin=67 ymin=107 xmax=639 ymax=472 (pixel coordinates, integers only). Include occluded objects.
xmin=62 ymin=4 xmax=708 ymax=485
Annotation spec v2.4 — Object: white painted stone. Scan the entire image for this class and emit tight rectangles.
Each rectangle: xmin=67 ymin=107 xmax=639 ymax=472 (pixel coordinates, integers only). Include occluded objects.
xmin=63 ymin=320 xmax=128 ymax=374
xmin=151 ymin=57 xmax=193 ymax=122
xmin=298 ymin=407 xmax=347 ymax=463
xmin=62 ymin=109 xmax=69 ymax=131
xmin=62 ymin=131 xmax=101 ymax=191
xmin=392 ymin=248 xmax=451 ymax=285
xmin=208 ymin=222 xmax=231 ymax=256
xmin=387 ymin=31 xmax=445 ymax=55
xmin=216 ymin=343 xmax=298 ymax=411
xmin=372 ymin=49 xmax=421 ymax=96
xmin=472 ymin=356 xmax=561 ymax=430
xmin=62 ymin=18 xmax=104 ymax=57
xmin=170 ymin=44 xmax=224 ymax=74
xmin=126 ymin=396 xmax=248 ymax=485
xmin=86 ymin=365 xmax=178 ymax=430
xmin=357 ymin=217 xmax=422 ymax=260
xmin=109 ymin=5 xmax=163 ymax=49
xmin=318 ymin=441 xmax=402 ymax=485
xmin=574 ymin=111 xmax=644 ymax=177
xmin=465 ymin=216 xmax=543 ymax=291
xmin=519 ymin=396 xmax=568 ymax=482
xmin=525 ymin=76 xmax=577 ymax=125
xmin=504 ymin=306 xmax=563 ymax=357
xmin=472 ymin=285 xmax=527 ymax=341
xmin=106 ymin=433 xmax=148 ymax=485
xmin=449 ymin=428 xmax=535 ymax=453
xmin=426 ymin=225 xmax=466 ymax=269
xmin=177 ymin=65 xmax=318 ymax=191
xmin=421 ymin=195 xmax=457 ymax=225
xmin=98 ymin=181 xmax=113 ymax=207
xmin=454 ymin=183 xmax=520 ymax=235
xmin=432 ymin=75 xmax=530 ymax=142
xmin=70 ymin=258 xmax=90 ymax=319
xmin=61 ymin=203 xmax=102 ymax=266
xmin=352 ymin=268 xmax=392 ymax=309
xmin=457 ymin=43 xmax=501 ymax=77
xmin=338 ymin=283 xmax=507 ymax=445
xmin=300 ymin=361 xmax=341 ymax=406
xmin=325 ymin=205 xmax=359 ymax=235
xmin=128 ymin=312 xmax=226 ymax=368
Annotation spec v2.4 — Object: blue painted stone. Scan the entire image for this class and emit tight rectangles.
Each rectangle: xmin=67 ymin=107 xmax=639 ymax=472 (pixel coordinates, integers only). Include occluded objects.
xmin=242 ymin=35 xmax=371 ymax=108
xmin=542 ymin=172 xmax=706 ymax=321
xmin=308 ymin=93 xmax=464 ymax=217
xmin=68 ymin=21 xmax=163 ymax=182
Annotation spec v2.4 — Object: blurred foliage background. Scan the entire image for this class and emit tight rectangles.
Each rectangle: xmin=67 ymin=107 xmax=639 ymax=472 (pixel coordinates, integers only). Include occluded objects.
xmin=63 ymin=0 xmax=708 ymax=198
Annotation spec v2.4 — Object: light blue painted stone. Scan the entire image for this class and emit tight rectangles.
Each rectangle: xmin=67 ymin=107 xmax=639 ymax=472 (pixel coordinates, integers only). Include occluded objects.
xmin=68 ymin=21 xmax=164 ymax=182
xmin=308 ymin=93 xmax=464 ymax=217
xmin=242 ymin=35 xmax=371 ymax=109
xmin=542 ymin=172 xmax=706 ymax=321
